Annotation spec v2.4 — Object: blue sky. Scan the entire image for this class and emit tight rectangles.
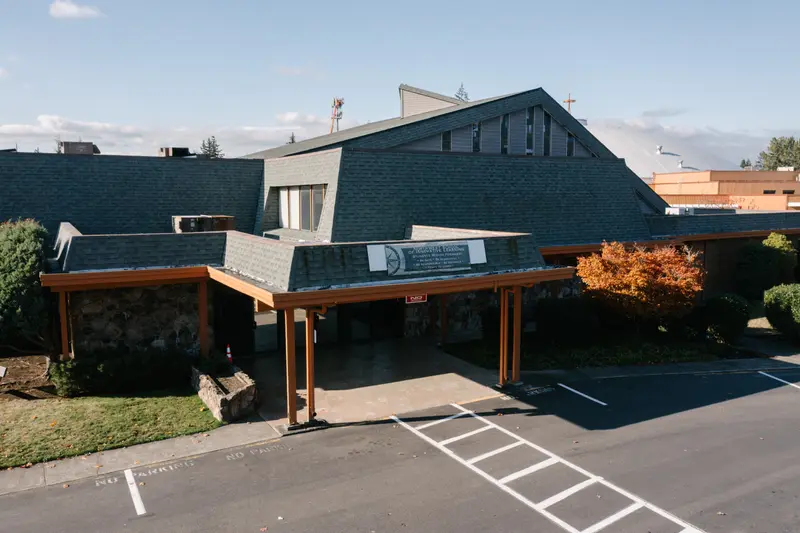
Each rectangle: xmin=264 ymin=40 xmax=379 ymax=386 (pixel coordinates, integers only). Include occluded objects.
xmin=0 ymin=0 xmax=797 ymax=156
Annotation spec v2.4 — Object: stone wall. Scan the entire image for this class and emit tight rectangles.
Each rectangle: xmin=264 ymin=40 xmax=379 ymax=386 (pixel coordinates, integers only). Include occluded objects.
xmin=403 ymin=276 xmax=582 ymax=341
xmin=70 ymin=283 xmax=213 ymax=357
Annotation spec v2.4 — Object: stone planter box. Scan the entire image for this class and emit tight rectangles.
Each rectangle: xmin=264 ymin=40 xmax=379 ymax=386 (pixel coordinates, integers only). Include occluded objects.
xmin=190 ymin=365 xmax=257 ymax=422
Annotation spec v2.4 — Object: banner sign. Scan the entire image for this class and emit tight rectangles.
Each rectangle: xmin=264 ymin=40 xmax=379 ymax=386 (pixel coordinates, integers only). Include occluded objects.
xmin=384 ymin=241 xmax=471 ymax=277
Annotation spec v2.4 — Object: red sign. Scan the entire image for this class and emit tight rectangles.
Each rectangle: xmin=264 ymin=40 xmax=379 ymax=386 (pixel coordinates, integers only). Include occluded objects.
xmin=405 ymin=294 xmax=428 ymax=304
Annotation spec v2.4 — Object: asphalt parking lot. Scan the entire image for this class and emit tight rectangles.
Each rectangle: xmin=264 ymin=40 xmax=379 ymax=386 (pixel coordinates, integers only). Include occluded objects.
xmin=3 ymin=366 xmax=800 ymax=532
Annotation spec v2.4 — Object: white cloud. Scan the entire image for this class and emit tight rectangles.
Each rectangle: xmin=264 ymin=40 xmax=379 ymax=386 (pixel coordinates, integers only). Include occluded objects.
xmin=49 ymin=0 xmax=103 ymax=19
xmin=0 ymin=67 xmax=7 ymax=78
xmin=0 ymin=113 xmax=359 ymax=156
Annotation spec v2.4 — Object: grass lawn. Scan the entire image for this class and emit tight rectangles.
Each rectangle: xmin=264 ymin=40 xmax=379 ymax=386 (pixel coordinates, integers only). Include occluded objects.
xmin=445 ymin=332 xmax=758 ymax=372
xmin=0 ymin=389 xmax=221 ymax=468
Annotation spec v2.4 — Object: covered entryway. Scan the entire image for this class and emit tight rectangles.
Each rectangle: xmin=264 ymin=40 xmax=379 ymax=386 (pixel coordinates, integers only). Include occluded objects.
xmin=208 ymin=267 xmax=573 ymax=429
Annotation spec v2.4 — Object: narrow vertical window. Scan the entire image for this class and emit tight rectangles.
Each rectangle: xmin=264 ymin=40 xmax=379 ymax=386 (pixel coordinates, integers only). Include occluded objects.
xmin=543 ymin=113 xmax=552 ymax=156
xmin=312 ymin=184 xmax=325 ymax=231
xmin=526 ymin=107 xmax=534 ymax=155
xmin=300 ymin=185 xmax=311 ymax=231
xmin=472 ymin=122 xmax=481 ymax=153
xmin=567 ymin=133 xmax=575 ymax=157
xmin=279 ymin=188 xmax=290 ymax=228
xmin=441 ymin=131 xmax=452 ymax=152
xmin=500 ymin=114 xmax=510 ymax=155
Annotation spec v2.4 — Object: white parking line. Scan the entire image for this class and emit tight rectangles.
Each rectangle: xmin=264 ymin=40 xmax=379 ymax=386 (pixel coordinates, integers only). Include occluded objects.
xmin=437 ymin=425 xmax=491 ymax=446
xmin=392 ymin=404 xmax=707 ymax=533
xmin=557 ymin=383 xmax=608 ymax=406
xmin=498 ymin=457 xmax=558 ymax=485
xmin=537 ymin=477 xmax=598 ymax=510
xmin=467 ymin=441 xmax=524 ymax=465
xmin=758 ymin=370 xmax=800 ymax=390
xmin=582 ymin=502 xmax=643 ymax=533
xmin=416 ymin=411 xmax=468 ymax=430
xmin=123 ymin=469 xmax=146 ymax=516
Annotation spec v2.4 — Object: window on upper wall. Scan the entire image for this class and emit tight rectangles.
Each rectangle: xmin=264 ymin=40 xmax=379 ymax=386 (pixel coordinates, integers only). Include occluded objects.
xmin=764 ymin=190 xmax=776 ymax=194
xmin=441 ymin=131 xmax=452 ymax=152
xmin=526 ymin=107 xmax=534 ymax=155
xmin=784 ymin=189 xmax=795 ymax=194
xmin=567 ymin=133 xmax=575 ymax=157
xmin=543 ymin=113 xmax=552 ymax=156
xmin=472 ymin=122 xmax=481 ymax=152
xmin=501 ymin=114 xmax=510 ymax=154
xmin=279 ymin=184 xmax=327 ymax=231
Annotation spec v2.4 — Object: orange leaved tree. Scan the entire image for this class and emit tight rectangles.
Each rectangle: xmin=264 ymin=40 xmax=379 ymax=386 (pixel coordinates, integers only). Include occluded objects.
xmin=576 ymin=242 xmax=705 ymax=326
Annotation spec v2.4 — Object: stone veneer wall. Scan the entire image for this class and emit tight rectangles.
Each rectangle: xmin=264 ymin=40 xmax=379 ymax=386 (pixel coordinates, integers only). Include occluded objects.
xmin=403 ymin=277 xmax=582 ymax=340
xmin=70 ymin=284 xmax=214 ymax=357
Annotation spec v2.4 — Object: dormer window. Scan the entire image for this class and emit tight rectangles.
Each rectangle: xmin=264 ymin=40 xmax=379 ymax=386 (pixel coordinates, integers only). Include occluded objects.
xmin=279 ymin=184 xmax=327 ymax=231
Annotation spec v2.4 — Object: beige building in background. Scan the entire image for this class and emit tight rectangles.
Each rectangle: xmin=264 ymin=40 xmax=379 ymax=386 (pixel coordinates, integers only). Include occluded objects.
xmin=652 ymin=169 xmax=800 ymax=211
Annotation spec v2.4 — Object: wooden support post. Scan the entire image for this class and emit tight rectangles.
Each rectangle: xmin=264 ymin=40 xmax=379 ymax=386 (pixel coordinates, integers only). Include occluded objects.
xmin=58 ymin=291 xmax=70 ymax=361
xmin=198 ymin=280 xmax=209 ymax=358
xmin=498 ymin=289 xmax=508 ymax=387
xmin=440 ymin=294 xmax=448 ymax=345
xmin=512 ymin=286 xmax=522 ymax=383
xmin=305 ymin=309 xmax=316 ymax=423
xmin=284 ymin=308 xmax=298 ymax=426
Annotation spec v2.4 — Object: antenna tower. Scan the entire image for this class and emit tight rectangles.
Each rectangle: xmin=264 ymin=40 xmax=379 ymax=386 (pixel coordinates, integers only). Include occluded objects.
xmin=330 ymin=98 xmax=345 ymax=133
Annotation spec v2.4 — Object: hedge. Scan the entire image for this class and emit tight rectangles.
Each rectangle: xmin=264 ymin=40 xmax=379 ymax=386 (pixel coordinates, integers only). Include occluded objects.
xmin=49 ymin=348 xmax=192 ymax=397
xmin=0 ymin=219 xmax=49 ymax=348
xmin=764 ymin=284 xmax=800 ymax=341
xmin=735 ymin=233 xmax=797 ymax=300
xmin=704 ymin=293 xmax=750 ymax=344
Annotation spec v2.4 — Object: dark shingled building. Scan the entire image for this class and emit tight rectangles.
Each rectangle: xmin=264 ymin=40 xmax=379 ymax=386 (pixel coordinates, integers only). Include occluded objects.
xmin=5 ymin=83 xmax=800 ymax=425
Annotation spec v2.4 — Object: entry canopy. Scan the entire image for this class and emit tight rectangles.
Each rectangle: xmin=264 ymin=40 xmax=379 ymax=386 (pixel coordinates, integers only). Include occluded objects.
xmin=41 ymin=223 xmax=575 ymax=308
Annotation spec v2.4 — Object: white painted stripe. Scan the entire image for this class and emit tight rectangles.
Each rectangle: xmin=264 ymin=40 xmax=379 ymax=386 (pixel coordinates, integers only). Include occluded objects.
xmin=124 ymin=469 xmax=146 ymax=516
xmin=391 ymin=416 xmax=581 ymax=533
xmin=557 ymin=383 xmax=608 ymax=406
xmin=448 ymin=404 xmax=707 ymax=533
xmin=466 ymin=441 xmax=524 ymax=465
xmin=759 ymin=370 xmax=800 ymax=390
xmin=498 ymin=457 xmax=559 ymax=485
xmin=581 ymin=502 xmax=643 ymax=533
xmin=416 ymin=411 xmax=468 ymax=430
xmin=437 ymin=425 xmax=491 ymax=446
xmin=537 ymin=478 xmax=598 ymax=510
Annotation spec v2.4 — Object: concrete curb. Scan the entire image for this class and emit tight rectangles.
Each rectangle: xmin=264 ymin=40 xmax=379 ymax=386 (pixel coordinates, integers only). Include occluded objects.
xmin=0 ymin=418 xmax=281 ymax=497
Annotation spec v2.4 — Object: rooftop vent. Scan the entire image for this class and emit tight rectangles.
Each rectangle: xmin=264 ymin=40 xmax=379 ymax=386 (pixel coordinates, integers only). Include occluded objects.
xmin=60 ymin=141 xmax=100 ymax=155
xmin=159 ymin=147 xmax=193 ymax=158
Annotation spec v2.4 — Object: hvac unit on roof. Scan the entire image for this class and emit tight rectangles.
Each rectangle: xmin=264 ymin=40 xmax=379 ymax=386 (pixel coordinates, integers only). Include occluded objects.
xmin=778 ymin=166 xmax=796 ymax=171
xmin=665 ymin=207 xmax=695 ymax=216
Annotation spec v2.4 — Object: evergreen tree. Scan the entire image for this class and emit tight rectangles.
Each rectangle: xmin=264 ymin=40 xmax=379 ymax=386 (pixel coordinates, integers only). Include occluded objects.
xmin=454 ymin=83 xmax=469 ymax=102
xmin=200 ymin=136 xmax=224 ymax=158
xmin=287 ymin=132 xmax=296 ymax=144
xmin=758 ymin=137 xmax=800 ymax=170
xmin=739 ymin=158 xmax=752 ymax=169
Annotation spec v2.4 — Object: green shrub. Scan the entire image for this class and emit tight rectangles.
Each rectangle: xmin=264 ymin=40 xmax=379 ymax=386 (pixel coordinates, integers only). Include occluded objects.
xmin=534 ymin=297 xmax=600 ymax=345
xmin=764 ymin=284 xmax=800 ymax=340
xmin=49 ymin=347 xmax=191 ymax=397
xmin=704 ymin=293 xmax=750 ymax=344
xmin=0 ymin=219 xmax=49 ymax=348
xmin=734 ymin=233 xmax=797 ymax=300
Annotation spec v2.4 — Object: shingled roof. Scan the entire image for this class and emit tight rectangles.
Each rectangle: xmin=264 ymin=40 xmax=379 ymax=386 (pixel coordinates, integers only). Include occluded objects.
xmin=317 ymin=149 xmax=654 ymax=247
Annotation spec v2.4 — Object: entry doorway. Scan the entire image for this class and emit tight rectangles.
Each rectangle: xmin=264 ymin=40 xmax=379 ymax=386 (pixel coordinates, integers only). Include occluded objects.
xmin=336 ymin=298 xmax=405 ymax=345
